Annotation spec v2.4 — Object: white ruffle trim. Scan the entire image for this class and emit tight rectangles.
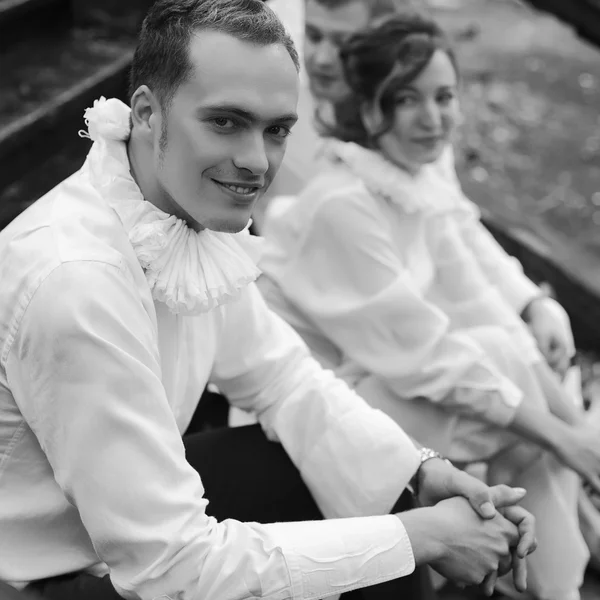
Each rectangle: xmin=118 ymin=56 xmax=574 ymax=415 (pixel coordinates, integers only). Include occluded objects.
xmin=82 ymin=97 xmax=263 ymax=315
xmin=322 ymin=139 xmax=469 ymax=216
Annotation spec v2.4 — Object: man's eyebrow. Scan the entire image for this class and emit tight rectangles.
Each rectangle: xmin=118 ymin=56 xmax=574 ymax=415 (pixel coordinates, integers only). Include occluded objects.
xmin=200 ymin=104 xmax=298 ymax=124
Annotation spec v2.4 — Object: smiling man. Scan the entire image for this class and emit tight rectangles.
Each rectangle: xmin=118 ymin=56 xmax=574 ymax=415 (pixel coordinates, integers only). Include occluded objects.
xmin=0 ymin=1 xmax=536 ymax=600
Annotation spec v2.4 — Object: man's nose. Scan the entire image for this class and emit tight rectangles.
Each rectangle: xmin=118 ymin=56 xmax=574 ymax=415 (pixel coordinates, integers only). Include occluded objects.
xmin=313 ymin=40 xmax=338 ymax=69
xmin=233 ymin=132 xmax=269 ymax=175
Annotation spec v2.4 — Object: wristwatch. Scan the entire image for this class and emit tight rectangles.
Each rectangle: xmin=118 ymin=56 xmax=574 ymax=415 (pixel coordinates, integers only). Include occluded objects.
xmin=408 ymin=447 xmax=451 ymax=498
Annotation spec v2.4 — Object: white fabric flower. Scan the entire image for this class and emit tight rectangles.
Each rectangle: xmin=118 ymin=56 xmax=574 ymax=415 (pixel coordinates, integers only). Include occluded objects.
xmin=82 ymin=96 xmax=132 ymax=142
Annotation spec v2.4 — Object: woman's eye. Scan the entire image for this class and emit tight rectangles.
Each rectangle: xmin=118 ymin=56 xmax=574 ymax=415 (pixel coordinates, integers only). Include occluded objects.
xmin=395 ymin=95 xmax=416 ymax=107
xmin=437 ymin=92 xmax=455 ymax=105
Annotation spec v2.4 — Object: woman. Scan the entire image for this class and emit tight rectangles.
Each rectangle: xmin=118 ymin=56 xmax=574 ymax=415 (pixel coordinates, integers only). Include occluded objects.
xmin=258 ymin=13 xmax=597 ymax=600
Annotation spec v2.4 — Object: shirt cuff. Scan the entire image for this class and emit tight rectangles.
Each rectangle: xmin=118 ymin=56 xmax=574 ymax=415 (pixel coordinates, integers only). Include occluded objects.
xmin=264 ymin=514 xmax=415 ymax=600
xmin=501 ymin=267 xmax=540 ymax=314
xmin=453 ymin=375 xmax=524 ymax=428
xmin=508 ymin=323 xmax=544 ymax=366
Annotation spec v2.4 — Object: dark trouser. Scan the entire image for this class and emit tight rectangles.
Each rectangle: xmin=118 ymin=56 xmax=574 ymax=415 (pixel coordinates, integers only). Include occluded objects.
xmin=28 ymin=425 xmax=435 ymax=600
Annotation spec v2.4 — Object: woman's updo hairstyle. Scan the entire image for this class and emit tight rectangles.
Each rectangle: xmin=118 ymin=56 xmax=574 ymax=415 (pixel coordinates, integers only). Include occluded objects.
xmin=327 ymin=13 xmax=457 ymax=147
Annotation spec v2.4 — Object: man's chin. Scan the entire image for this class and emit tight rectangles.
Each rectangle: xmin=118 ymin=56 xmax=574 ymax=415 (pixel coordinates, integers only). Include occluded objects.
xmin=201 ymin=213 xmax=253 ymax=234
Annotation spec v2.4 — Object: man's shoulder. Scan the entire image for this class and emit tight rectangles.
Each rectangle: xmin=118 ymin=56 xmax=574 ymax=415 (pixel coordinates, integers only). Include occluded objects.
xmin=0 ymin=169 xmax=136 ymax=348
xmin=0 ymin=167 xmax=131 ymax=269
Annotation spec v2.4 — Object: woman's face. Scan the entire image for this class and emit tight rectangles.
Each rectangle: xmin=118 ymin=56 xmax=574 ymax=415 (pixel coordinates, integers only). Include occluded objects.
xmin=365 ymin=49 xmax=460 ymax=173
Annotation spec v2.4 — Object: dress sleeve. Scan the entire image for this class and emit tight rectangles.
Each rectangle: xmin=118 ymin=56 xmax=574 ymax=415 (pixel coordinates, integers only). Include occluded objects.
xmin=274 ymin=189 xmax=523 ymax=427
xmin=453 ymin=192 xmax=540 ymax=313
xmin=6 ymin=260 xmax=414 ymax=600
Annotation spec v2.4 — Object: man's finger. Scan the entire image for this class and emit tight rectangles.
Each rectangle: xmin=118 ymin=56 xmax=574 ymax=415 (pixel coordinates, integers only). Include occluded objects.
xmin=512 ymin=552 xmax=528 ymax=592
xmin=502 ymin=506 xmax=537 ymax=558
xmin=489 ymin=484 xmax=527 ymax=509
xmin=482 ymin=571 xmax=497 ymax=597
xmin=497 ymin=554 xmax=512 ymax=577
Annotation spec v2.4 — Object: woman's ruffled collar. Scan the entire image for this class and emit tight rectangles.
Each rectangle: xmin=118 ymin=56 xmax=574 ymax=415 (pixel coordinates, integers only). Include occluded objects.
xmin=321 ymin=138 xmax=465 ymax=216
xmin=80 ymin=97 xmax=263 ymax=316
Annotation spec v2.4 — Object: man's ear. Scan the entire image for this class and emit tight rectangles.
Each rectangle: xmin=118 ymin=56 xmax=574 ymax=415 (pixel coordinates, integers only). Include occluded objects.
xmin=130 ymin=85 xmax=162 ymax=142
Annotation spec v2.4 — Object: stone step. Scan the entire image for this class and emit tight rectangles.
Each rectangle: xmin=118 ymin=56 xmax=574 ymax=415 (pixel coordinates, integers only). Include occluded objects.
xmin=0 ymin=11 xmax=135 ymax=227
xmin=482 ymin=208 xmax=600 ymax=353
xmin=0 ymin=0 xmax=70 ymax=48
xmin=524 ymin=0 xmax=600 ymax=49
xmin=0 ymin=0 xmax=147 ymax=227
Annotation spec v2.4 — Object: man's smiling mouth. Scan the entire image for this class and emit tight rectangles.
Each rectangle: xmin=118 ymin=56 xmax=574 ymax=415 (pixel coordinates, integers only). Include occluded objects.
xmin=212 ymin=179 xmax=262 ymax=198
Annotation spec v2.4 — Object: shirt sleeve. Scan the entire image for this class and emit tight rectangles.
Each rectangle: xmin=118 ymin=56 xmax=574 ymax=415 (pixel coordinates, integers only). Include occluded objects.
xmin=6 ymin=260 xmax=414 ymax=600
xmin=212 ymin=283 xmax=421 ymax=519
xmin=272 ymin=189 xmax=523 ymax=427
xmin=453 ymin=193 xmax=540 ymax=313
xmin=430 ymin=204 xmax=542 ymax=365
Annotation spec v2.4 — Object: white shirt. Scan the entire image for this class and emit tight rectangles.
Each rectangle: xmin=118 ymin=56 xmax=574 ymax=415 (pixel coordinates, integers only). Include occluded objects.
xmin=259 ymin=141 xmax=544 ymax=429
xmin=0 ymin=101 xmax=421 ymax=600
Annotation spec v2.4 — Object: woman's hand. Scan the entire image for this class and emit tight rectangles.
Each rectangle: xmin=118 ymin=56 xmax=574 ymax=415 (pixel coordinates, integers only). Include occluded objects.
xmin=553 ymin=423 xmax=600 ymax=493
xmin=523 ymin=297 xmax=573 ymax=377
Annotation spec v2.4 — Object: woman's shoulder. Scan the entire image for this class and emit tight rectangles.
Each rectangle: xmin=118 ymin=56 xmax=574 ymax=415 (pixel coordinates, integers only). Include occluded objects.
xmin=301 ymin=159 xmax=380 ymax=213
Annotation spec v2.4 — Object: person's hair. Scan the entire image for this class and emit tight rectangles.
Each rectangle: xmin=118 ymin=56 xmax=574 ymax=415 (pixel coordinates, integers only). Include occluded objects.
xmin=129 ymin=0 xmax=300 ymax=112
xmin=328 ymin=12 xmax=457 ymax=147
xmin=312 ymin=0 xmax=420 ymax=19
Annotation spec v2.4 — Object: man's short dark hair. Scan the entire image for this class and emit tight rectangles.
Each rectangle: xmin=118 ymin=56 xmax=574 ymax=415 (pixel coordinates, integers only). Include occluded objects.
xmin=129 ymin=0 xmax=300 ymax=110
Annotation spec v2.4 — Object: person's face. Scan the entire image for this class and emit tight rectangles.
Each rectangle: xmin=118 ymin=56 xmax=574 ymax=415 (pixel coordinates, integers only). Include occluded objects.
xmin=304 ymin=0 xmax=369 ymax=103
xmin=151 ymin=31 xmax=299 ymax=233
xmin=366 ymin=49 xmax=459 ymax=173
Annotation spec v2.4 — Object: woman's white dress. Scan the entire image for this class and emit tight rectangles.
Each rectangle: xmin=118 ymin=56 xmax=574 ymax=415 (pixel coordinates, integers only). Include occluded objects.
xmin=258 ymin=140 xmax=588 ymax=600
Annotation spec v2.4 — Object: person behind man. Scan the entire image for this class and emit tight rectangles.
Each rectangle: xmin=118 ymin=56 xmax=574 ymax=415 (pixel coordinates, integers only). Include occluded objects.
xmin=257 ymin=10 xmax=595 ymax=600
xmin=263 ymin=0 xmax=577 ymax=379
xmin=254 ymin=0 xmax=452 ymax=228
xmin=0 ymin=1 xmax=535 ymax=599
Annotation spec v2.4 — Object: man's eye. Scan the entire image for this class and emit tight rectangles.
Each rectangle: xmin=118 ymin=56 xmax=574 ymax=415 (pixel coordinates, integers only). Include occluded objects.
xmin=267 ymin=126 xmax=291 ymax=139
xmin=305 ymin=27 xmax=322 ymax=44
xmin=212 ymin=117 xmax=235 ymax=129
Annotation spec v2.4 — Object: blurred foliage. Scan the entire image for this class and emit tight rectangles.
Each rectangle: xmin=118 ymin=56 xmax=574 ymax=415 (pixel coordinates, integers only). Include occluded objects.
xmin=432 ymin=0 xmax=600 ymax=259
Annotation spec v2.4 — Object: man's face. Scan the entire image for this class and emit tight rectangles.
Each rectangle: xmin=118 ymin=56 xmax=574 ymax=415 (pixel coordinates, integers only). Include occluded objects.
xmin=304 ymin=0 xmax=369 ymax=103
xmin=154 ymin=31 xmax=299 ymax=233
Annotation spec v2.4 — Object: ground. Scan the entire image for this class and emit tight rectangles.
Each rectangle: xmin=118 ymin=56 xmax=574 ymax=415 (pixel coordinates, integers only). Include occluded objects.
xmin=432 ymin=0 xmax=600 ymax=261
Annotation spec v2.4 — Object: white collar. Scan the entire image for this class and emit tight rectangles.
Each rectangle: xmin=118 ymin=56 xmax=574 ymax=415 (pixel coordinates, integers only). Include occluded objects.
xmin=81 ymin=96 xmax=263 ymax=316
xmin=322 ymin=139 xmax=465 ymax=215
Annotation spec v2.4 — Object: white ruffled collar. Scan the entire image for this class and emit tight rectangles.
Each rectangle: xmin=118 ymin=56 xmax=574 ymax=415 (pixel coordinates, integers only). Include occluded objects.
xmin=81 ymin=97 xmax=263 ymax=316
xmin=322 ymin=139 xmax=464 ymax=215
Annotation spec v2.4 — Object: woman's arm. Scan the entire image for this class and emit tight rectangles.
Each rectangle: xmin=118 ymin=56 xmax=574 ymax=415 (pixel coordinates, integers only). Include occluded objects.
xmin=274 ymin=188 xmax=523 ymax=428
